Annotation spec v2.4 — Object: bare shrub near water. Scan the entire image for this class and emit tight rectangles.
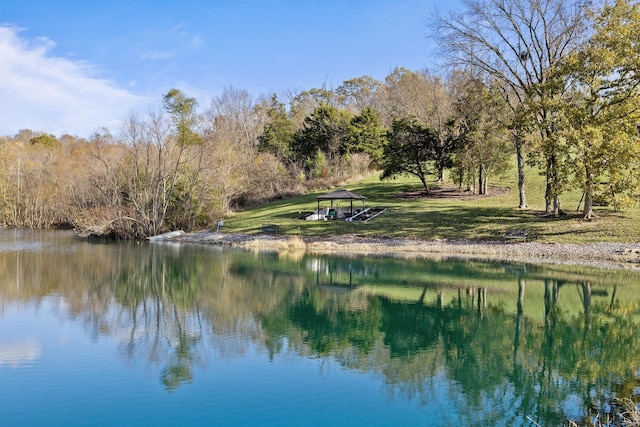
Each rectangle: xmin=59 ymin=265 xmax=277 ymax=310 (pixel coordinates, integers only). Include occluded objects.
xmin=73 ymin=206 xmax=145 ymax=239
xmin=564 ymin=398 xmax=640 ymax=426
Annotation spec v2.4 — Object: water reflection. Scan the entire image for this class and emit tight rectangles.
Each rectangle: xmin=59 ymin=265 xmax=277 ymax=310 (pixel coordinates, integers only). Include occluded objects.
xmin=1 ymin=230 xmax=639 ymax=425
xmin=0 ymin=339 xmax=41 ymax=368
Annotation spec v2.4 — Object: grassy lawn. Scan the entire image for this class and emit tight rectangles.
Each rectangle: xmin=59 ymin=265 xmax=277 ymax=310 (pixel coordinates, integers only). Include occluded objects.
xmin=221 ymin=163 xmax=640 ymax=244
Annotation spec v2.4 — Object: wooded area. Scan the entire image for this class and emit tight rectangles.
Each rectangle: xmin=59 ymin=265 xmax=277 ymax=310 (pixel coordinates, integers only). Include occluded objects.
xmin=1 ymin=0 xmax=639 ymax=238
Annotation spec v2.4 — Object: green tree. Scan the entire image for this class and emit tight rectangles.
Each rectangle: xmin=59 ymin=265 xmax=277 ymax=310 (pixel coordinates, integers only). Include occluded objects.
xmin=379 ymin=68 xmax=458 ymax=181
xmin=162 ymin=89 xmax=206 ymax=230
xmin=291 ymin=103 xmax=352 ymax=166
xmin=305 ymin=149 xmax=330 ymax=180
xmin=553 ymin=0 xmax=640 ymax=219
xmin=29 ymin=133 xmax=61 ymax=148
xmin=257 ymin=94 xmax=294 ymax=160
xmin=163 ymin=88 xmax=201 ymax=147
xmin=344 ymin=107 xmax=387 ymax=168
xmin=288 ymin=85 xmax=338 ymax=129
xmin=453 ymin=76 xmax=511 ymax=194
xmin=432 ymin=0 xmax=587 ymax=211
xmin=381 ymin=117 xmax=439 ymax=193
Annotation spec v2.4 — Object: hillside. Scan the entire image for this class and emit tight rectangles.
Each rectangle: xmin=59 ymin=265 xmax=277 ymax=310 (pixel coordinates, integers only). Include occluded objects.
xmin=220 ymin=163 xmax=640 ymax=244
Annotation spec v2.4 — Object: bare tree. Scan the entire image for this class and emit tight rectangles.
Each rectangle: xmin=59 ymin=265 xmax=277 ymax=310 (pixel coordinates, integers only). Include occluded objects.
xmin=284 ymin=85 xmax=339 ymax=131
xmin=431 ymin=0 xmax=587 ymax=212
xmin=0 ymin=136 xmax=70 ymax=228
xmin=203 ymin=86 xmax=263 ymax=213
xmin=119 ymin=112 xmax=176 ymax=237
xmin=378 ymin=67 xmax=428 ymax=126
xmin=76 ymin=109 xmax=190 ymax=238
xmin=207 ymin=86 xmax=263 ymax=148
xmin=335 ymin=75 xmax=383 ymax=114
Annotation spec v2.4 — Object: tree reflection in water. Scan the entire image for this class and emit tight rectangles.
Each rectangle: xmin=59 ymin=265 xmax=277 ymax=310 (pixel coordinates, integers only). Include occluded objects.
xmin=1 ymin=230 xmax=639 ymax=424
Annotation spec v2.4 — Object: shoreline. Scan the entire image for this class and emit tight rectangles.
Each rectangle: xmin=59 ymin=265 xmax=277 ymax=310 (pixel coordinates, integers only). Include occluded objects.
xmin=165 ymin=230 xmax=640 ymax=271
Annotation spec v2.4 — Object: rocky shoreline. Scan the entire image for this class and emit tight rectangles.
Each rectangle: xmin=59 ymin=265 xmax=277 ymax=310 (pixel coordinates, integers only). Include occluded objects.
xmin=162 ymin=230 xmax=640 ymax=271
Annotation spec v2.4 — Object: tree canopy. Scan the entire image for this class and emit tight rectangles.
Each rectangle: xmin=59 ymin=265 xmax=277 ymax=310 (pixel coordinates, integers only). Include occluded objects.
xmin=552 ymin=0 xmax=640 ymax=218
xmin=381 ymin=117 xmax=440 ymax=193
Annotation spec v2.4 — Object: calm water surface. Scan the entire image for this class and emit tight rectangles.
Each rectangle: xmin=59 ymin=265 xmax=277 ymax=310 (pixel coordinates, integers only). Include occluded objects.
xmin=1 ymin=229 xmax=640 ymax=426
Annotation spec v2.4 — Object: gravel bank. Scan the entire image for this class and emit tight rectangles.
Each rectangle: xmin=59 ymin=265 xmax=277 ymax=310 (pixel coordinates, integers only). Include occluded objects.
xmin=165 ymin=231 xmax=640 ymax=270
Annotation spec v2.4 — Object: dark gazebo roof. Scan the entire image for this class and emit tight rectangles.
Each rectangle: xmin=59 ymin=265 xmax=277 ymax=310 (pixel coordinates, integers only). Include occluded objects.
xmin=316 ymin=189 xmax=367 ymax=201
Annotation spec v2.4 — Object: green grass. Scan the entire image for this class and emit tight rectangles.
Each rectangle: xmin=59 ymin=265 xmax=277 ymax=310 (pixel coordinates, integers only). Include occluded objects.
xmin=222 ymin=163 xmax=640 ymax=244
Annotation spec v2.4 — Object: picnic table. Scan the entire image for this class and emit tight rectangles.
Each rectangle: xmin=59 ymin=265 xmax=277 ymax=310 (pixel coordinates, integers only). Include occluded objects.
xmin=502 ymin=229 xmax=529 ymax=242
xmin=260 ymin=224 xmax=280 ymax=234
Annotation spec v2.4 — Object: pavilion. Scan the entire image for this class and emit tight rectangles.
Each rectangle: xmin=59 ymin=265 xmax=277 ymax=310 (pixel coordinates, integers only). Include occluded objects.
xmin=316 ymin=189 xmax=367 ymax=220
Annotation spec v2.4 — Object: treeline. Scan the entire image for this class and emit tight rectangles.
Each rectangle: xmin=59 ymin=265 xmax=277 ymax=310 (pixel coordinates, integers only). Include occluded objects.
xmin=2 ymin=0 xmax=640 ymax=238
xmin=0 ymin=69 xmax=512 ymax=238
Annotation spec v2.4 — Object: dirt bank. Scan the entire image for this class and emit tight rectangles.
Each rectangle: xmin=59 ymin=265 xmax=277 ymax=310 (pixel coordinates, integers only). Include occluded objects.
xmin=161 ymin=230 xmax=640 ymax=271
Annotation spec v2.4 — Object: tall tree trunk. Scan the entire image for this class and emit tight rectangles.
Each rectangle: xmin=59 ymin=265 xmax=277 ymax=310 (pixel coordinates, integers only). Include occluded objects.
xmin=515 ymin=138 xmax=527 ymax=208
xmin=553 ymin=195 xmax=561 ymax=216
xmin=582 ymin=171 xmax=594 ymax=219
xmin=419 ymin=174 xmax=430 ymax=194
xmin=478 ymin=163 xmax=488 ymax=195
xmin=546 ymin=153 xmax=561 ymax=216
xmin=482 ymin=167 xmax=488 ymax=195
xmin=545 ymin=162 xmax=552 ymax=214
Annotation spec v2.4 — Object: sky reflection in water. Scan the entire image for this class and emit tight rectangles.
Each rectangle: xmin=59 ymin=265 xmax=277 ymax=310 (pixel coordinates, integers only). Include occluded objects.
xmin=1 ymin=230 xmax=639 ymax=426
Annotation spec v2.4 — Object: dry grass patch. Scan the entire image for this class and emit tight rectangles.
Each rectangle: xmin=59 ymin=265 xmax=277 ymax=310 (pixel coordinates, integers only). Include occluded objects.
xmin=240 ymin=235 xmax=307 ymax=253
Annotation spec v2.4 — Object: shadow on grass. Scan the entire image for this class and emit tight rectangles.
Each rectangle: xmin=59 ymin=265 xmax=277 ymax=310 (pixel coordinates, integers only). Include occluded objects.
xmin=224 ymin=176 xmax=633 ymax=242
xmin=235 ymin=205 xmax=531 ymax=240
xmin=378 ymin=206 xmax=538 ymax=240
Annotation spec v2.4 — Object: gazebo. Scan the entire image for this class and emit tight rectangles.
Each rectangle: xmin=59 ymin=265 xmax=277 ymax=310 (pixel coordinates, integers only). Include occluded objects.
xmin=316 ymin=189 xmax=367 ymax=220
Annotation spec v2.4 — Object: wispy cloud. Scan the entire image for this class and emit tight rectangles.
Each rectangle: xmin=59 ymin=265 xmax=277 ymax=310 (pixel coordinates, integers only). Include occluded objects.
xmin=188 ymin=34 xmax=204 ymax=48
xmin=0 ymin=26 xmax=150 ymax=137
xmin=170 ymin=22 xmax=204 ymax=48
xmin=137 ymin=23 xmax=204 ymax=67
xmin=140 ymin=50 xmax=176 ymax=60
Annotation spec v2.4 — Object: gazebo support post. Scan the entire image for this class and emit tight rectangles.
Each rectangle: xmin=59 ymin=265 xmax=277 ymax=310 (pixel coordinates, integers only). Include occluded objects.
xmin=315 ymin=189 xmax=368 ymax=221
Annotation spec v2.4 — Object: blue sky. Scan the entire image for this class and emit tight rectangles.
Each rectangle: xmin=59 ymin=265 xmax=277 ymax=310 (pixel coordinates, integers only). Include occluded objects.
xmin=0 ymin=0 xmax=458 ymax=138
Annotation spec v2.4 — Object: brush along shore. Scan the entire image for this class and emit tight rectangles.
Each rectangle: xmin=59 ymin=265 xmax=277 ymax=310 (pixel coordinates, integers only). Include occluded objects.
xmin=161 ymin=230 xmax=640 ymax=271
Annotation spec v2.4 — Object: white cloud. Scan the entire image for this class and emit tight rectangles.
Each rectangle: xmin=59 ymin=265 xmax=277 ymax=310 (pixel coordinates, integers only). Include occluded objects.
xmin=0 ymin=26 xmax=150 ymax=137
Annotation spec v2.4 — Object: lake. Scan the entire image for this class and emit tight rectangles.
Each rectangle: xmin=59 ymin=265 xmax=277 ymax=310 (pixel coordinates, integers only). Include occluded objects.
xmin=1 ymin=229 xmax=639 ymax=426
